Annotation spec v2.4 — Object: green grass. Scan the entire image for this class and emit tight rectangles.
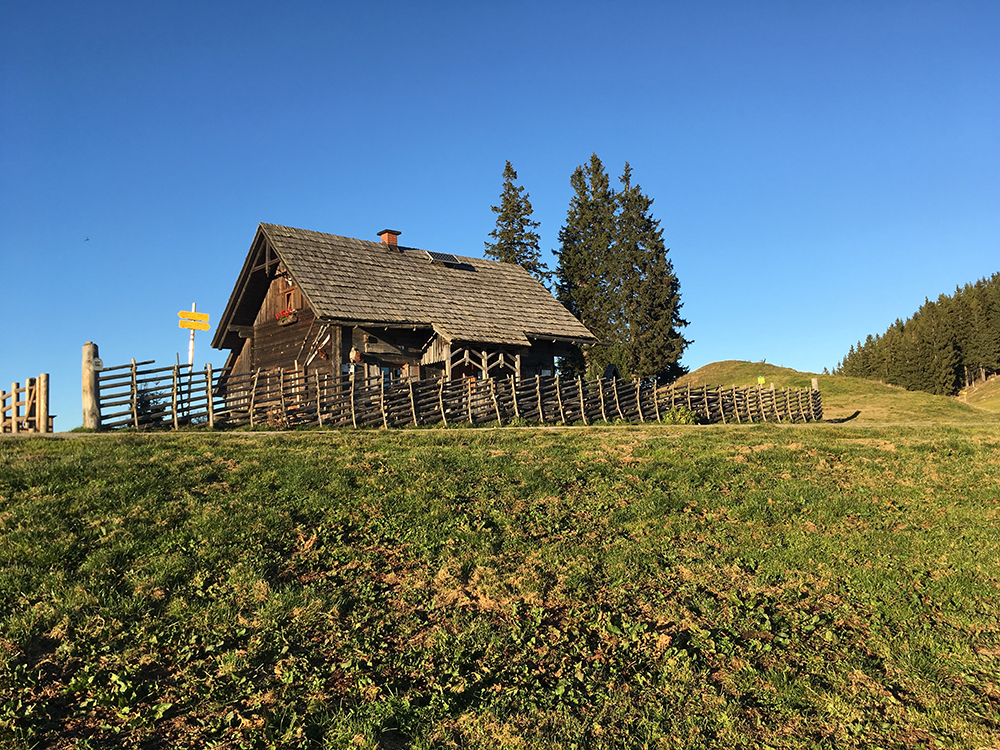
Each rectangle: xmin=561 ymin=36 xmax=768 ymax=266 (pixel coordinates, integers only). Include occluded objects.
xmin=678 ymin=360 xmax=1000 ymax=425
xmin=3 ymin=423 xmax=1000 ymax=749
xmin=960 ymin=376 xmax=1000 ymax=413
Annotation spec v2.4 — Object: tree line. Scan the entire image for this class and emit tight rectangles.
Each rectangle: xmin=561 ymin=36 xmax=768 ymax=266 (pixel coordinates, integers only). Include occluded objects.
xmin=484 ymin=155 xmax=689 ymax=385
xmin=835 ymin=273 xmax=1000 ymax=395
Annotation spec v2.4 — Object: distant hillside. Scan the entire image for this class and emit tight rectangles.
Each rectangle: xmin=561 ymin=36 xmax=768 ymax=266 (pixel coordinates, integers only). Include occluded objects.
xmin=960 ymin=374 xmax=1000 ymax=412
xmin=677 ymin=360 xmax=1000 ymax=425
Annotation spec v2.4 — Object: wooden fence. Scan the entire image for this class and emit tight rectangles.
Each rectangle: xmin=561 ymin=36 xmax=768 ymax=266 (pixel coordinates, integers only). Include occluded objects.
xmin=1 ymin=374 xmax=51 ymax=434
xmin=91 ymin=359 xmax=823 ymax=431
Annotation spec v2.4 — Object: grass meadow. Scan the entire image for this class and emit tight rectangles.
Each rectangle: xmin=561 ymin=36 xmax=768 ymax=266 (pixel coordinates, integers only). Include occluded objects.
xmin=2 ymin=367 xmax=1000 ymax=748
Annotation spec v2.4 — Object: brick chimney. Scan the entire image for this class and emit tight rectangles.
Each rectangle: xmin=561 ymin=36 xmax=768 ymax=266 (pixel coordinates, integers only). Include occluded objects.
xmin=378 ymin=229 xmax=401 ymax=245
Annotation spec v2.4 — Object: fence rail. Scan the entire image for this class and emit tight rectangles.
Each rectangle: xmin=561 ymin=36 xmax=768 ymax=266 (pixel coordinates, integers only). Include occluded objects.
xmin=92 ymin=358 xmax=822 ymax=431
xmin=1 ymin=374 xmax=51 ymax=433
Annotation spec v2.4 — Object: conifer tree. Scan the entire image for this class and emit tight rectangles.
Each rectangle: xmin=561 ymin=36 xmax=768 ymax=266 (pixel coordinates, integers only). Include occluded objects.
xmin=555 ymin=155 xmax=689 ymax=382
xmin=555 ymin=155 xmax=617 ymax=377
xmin=835 ymin=272 xmax=1000 ymax=394
xmin=615 ymin=163 xmax=689 ymax=383
xmin=484 ymin=161 xmax=548 ymax=284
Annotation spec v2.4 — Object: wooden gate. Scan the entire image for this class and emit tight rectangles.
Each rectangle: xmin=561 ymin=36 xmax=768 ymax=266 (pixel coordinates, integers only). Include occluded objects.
xmin=1 ymin=374 xmax=52 ymax=433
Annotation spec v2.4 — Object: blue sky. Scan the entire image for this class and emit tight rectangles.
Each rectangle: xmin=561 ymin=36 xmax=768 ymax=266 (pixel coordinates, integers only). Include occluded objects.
xmin=2 ymin=1 xmax=998 ymax=429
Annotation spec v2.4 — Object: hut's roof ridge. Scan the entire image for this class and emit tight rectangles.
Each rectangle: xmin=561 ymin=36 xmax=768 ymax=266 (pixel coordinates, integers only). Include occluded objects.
xmin=213 ymin=223 xmax=595 ymax=351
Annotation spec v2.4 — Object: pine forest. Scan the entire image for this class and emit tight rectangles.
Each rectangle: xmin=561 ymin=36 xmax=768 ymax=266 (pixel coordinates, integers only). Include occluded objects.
xmin=836 ymin=273 xmax=1000 ymax=395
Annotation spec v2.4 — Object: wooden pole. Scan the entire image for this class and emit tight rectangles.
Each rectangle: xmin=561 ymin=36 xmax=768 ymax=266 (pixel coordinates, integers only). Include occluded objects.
xmin=555 ymin=375 xmax=566 ymax=424
xmin=130 ymin=359 xmax=139 ymax=431
xmin=467 ymin=378 xmax=474 ymax=424
xmin=82 ymin=342 xmax=101 ymax=430
xmin=635 ymin=381 xmax=644 ymax=422
xmin=10 ymin=382 xmax=18 ymax=434
xmin=612 ymin=377 xmax=624 ymax=420
xmin=350 ymin=374 xmax=357 ymax=428
xmin=702 ymin=386 xmax=711 ymax=422
xmin=598 ymin=379 xmax=607 ymax=422
xmin=316 ymin=372 xmax=324 ymax=427
xmin=577 ymin=376 xmax=588 ymax=425
xmin=510 ymin=374 xmax=520 ymax=419
xmin=38 ymin=373 xmax=49 ymax=433
xmin=205 ymin=364 xmax=215 ymax=428
xmin=409 ymin=379 xmax=418 ymax=426
xmin=653 ymin=383 xmax=661 ymax=422
xmin=536 ymin=374 xmax=545 ymax=423
xmin=172 ymin=364 xmax=180 ymax=430
xmin=438 ymin=377 xmax=448 ymax=425
xmin=279 ymin=368 xmax=287 ymax=424
xmin=249 ymin=369 xmax=260 ymax=427
xmin=490 ymin=378 xmax=502 ymax=424
xmin=380 ymin=377 xmax=389 ymax=429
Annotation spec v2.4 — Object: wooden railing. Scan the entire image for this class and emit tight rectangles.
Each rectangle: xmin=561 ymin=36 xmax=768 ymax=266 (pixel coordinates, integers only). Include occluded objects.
xmin=1 ymin=374 xmax=51 ymax=433
xmin=89 ymin=358 xmax=822 ymax=431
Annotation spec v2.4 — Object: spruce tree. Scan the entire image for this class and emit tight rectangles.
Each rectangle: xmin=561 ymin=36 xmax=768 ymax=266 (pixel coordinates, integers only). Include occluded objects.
xmin=556 ymin=155 xmax=689 ymax=382
xmin=555 ymin=155 xmax=617 ymax=377
xmin=484 ymin=161 xmax=548 ymax=284
xmin=615 ymin=163 xmax=689 ymax=383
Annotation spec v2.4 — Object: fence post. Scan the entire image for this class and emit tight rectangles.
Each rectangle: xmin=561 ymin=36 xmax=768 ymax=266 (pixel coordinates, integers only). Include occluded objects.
xmin=206 ymin=364 xmax=215 ymax=429
xmin=249 ymin=370 xmax=260 ymax=427
xmin=82 ymin=342 xmax=101 ymax=430
xmin=38 ymin=373 xmax=49 ymax=433
xmin=555 ymin=375 xmax=566 ymax=424
xmin=10 ymin=382 xmax=18 ymax=434
xmin=437 ymin=377 xmax=448 ymax=425
xmin=381 ymin=377 xmax=389 ymax=428
xmin=577 ymin=376 xmax=588 ymax=425
xmin=536 ymin=374 xmax=545 ymax=423
xmin=509 ymin=374 xmax=520 ymax=420
xmin=490 ymin=378 xmax=502 ymax=424
xmin=130 ymin=359 xmax=139 ymax=430
xmin=172 ymin=364 xmax=180 ymax=430
xmin=317 ymin=372 xmax=324 ymax=427
xmin=409 ymin=379 xmax=418 ymax=426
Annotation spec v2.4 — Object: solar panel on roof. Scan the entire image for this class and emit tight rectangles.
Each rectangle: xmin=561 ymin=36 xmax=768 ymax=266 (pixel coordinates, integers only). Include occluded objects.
xmin=424 ymin=250 xmax=461 ymax=265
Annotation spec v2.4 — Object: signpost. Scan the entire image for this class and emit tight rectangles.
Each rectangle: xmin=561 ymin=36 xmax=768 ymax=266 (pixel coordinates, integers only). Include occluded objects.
xmin=178 ymin=305 xmax=210 ymax=367
xmin=178 ymin=305 xmax=210 ymax=421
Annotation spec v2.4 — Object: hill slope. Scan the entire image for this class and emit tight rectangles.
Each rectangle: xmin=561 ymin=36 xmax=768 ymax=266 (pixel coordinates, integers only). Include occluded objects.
xmin=677 ymin=360 xmax=1000 ymax=425
xmin=960 ymin=374 xmax=1000 ymax=412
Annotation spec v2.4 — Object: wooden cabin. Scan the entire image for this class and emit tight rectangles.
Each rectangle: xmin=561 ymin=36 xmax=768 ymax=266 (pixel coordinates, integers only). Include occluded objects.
xmin=211 ymin=224 xmax=596 ymax=384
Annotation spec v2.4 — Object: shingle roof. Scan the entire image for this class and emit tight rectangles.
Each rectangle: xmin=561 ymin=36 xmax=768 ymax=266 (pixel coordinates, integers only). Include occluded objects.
xmin=214 ymin=224 xmax=595 ymax=350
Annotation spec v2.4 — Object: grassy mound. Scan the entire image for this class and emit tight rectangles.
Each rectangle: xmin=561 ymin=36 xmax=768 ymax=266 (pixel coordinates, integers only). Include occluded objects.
xmin=678 ymin=360 xmax=1000 ymax=425
xmin=3 ymin=427 xmax=1000 ymax=748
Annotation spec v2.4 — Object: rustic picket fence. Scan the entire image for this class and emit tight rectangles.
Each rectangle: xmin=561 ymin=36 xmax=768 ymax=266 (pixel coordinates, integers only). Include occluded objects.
xmin=91 ymin=358 xmax=822 ymax=431
xmin=1 ymin=374 xmax=52 ymax=433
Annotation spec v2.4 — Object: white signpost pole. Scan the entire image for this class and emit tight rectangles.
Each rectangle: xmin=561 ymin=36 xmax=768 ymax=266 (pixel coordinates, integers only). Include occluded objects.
xmin=188 ymin=303 xmax=196 ymax=368
xmin=177 ymin=309 xmax=211 ymax=420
